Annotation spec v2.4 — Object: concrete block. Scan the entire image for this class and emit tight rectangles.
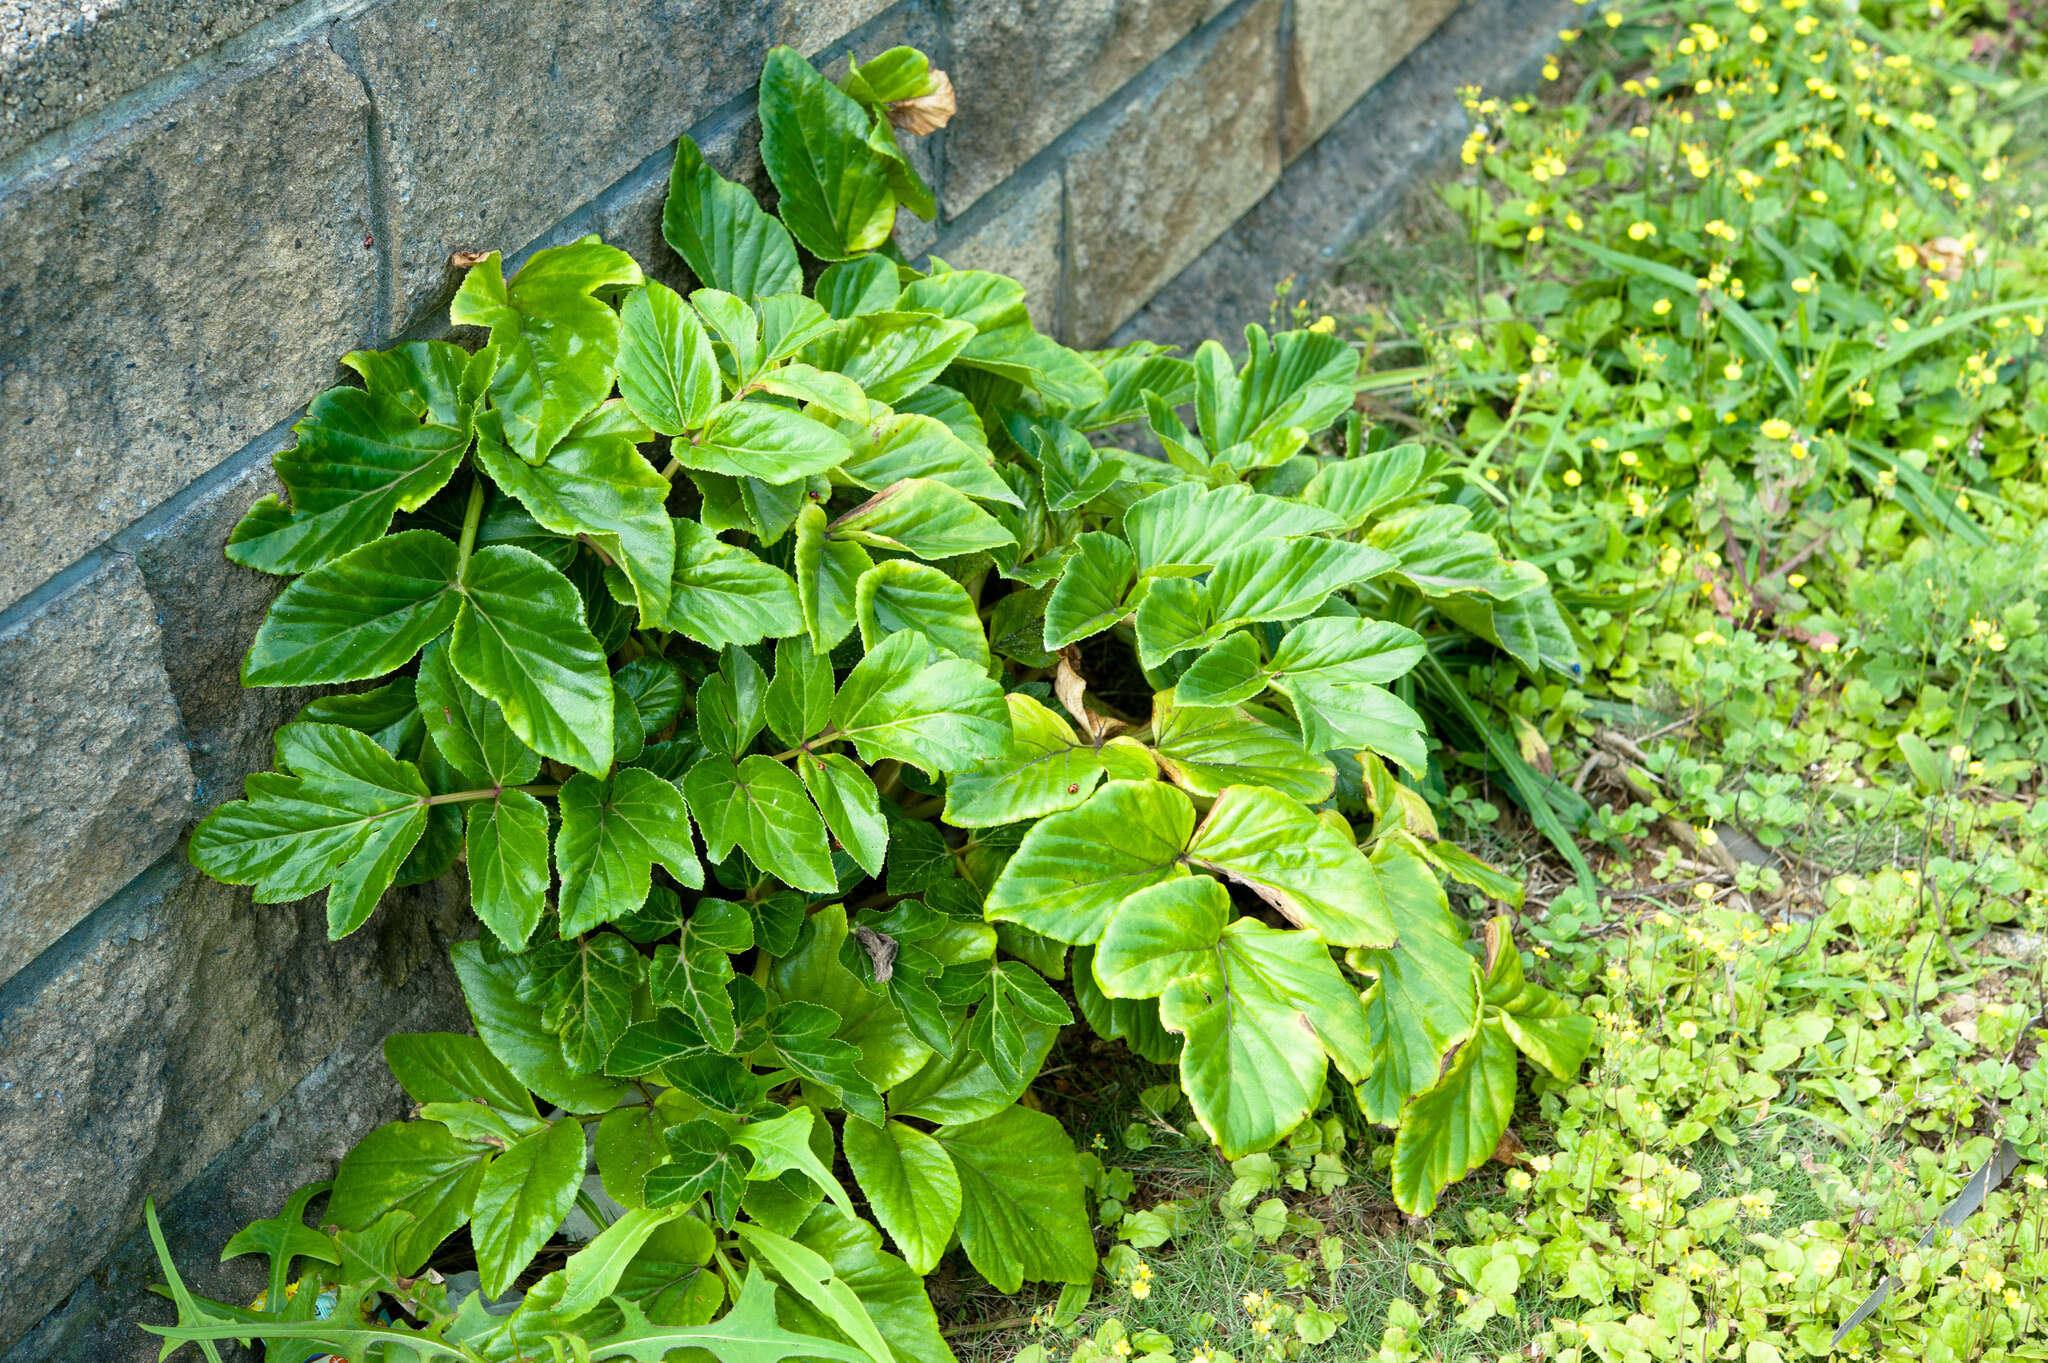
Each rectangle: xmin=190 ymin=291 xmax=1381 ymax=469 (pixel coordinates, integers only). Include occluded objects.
xmin=0 ymin=556 xmax=193 ymax=985
xmin=942 ymin=0 xmax=1214 ymax=217
xmin=1061 ymin=0 xmax=1281 ymax=346
xmin=0 ymin=0 xmax=296 ymax=161
xmin=934 ymin=166 xmax=1063 ymax=332
xmin=0 ymin=859 xmax=468 ymax=1348
xmin=0 ymin=40 xmax=378 ymax=612
xmin=1285 ymin=0 xmax=1461 ymax=161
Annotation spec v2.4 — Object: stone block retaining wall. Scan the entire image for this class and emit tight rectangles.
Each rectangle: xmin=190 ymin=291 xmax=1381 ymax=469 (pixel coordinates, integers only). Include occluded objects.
xmin=0 ymin=0 xmax=1569 ymax=1353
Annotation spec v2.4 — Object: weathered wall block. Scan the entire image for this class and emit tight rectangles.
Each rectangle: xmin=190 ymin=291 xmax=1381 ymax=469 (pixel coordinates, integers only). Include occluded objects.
xmin=0 ymin=0 xmax=299 ymax=161
xmin=934 ymin=167 xmax=1064 ymax=332
xmin=0 ymin=860 xmax=469 ymax=1346
xmin=1285 ymin=0 xmax=1463 ymax=160
xmin=340 ymin=0 xmax=899 ymax=332
xmin=1062 ymin=0 xmax=1283 ymax=346
xmin=118 ymin=452 xmax=311 ymax=814
xmin=942 ymin=0 xmax=1215 ymax=218
xmin=0 ymin=556 xmax=193 ymax=985
xmin=0 ymin=39 xmax=378 ymax=614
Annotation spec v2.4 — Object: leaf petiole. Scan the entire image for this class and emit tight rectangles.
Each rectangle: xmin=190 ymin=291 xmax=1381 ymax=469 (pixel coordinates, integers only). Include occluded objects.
xmin=424 ymin=782 xmax=561 ymax=807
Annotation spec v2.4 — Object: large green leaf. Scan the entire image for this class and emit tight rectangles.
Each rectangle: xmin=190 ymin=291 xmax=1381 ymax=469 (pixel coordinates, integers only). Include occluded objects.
xmin=829 ymin=629 xmax=1010 ymax=775
xmin=807 ymin=312 xmax=976 ymax=406
xmin=1180 ymin=617 xmax=1428 ymax=769
xmin=384 ymin=1032 xmax=537 ymax=1116
xmin=682 ymin=399 xmax=855 ymax=482
xmin=733 ymin=1108 xmax=856 ymax=1217
xmin=520 ymin=931 xmax=645 ymax=1073
xmin=452 ymin=939 xmax=631 ymax=1114
xmin=667 ymin=519 xmax=805 ymax=648
xmin=472 ymin=406 xmax=674 ymax=625
xmin=684 ymin=754 xmax=836 ymax=892
xmin=450 ymin=544 xmax=615 ymax=775
xmin=619 ymin=281 xmax=723 ymax=435
xmin=1042 ymin=531 xmax=1136 ymax=648
xmin=416 ymin=637 xmax=541 ymax=787
xmin=593 ymin=1268 xmax=868 ymax=1363
xmin=243 ymin=529 xmax=460 ymax=686
xmin=943 ymin=692 xmax=1154 ymax=827
xmin=830 ymin=478 xmax=1013 ymax=559
xmin=1301 ymin=442 xmax=1426 ymax=528
xmin=1149 ymin=694 xmax=1335 ymax=804
xmin=936 ymin=1107 xmax=1094 ymax=1293
xmin=187 ymin=721 xmax=429 ymax=937
xmin=465 ymin=789 xmax=552 ymax=949
xmin=1123 ymin=483 xmax=1345 ymax=573
xmin=842 ymin=1119 xmax=961 ymax=1275
xmin=854 ymin=559 xmax=989 ymax=668
xmin=1135 ymin=537 xmax=1396 ymax=668
xmin=767 ymin=907 xmax=931 ymax=1092
xmin=327 ymin=1120 xmax=491 ymax=1274
xmin=838 ymin=412 xmax=1018 ymax=506
xmin=955 ymin=324 xmax=1107 ymax=409
xmin=1349 ymin=851 xmax=1482 ymax=1125
xmin=731 ymin=1224 xmax=894 ymax=1363
xmin=799 ymin=751 xmax=889 ymax=879
xmin=1389 ymin=1019 xmax=1518 ymax=1216
xmin=1185 ymin=784 xmax=1394 ymax=947
xmin=795 ymin=502 xmax=875 ymax=650
xmin=649 ymin=899 xmax=752 ymax=1051
xmin=887 ymin=1015 xmax=1056 ymax=1126
xmin=662 ymin=138 xmax=803 ymax=300
xmin=556 ymin=769 xmax=704 ymax=935
xmin=450 ymin=239 xmax=643 ymax=462
xmin=984 ymin=779 xmax=1193 ymax=944
xmin=1480 ymin=917 xmax=1593 ymax=1082
xmin=1098 ymin=878 xmax=1370 ymax=1157
xmin=1197 ymin=325 xmax=1358 ymax=451
xmin=471 ymin=1117 xmax=586 ymax=1297
xmin=784 ymin=1205 xmax=955 ymax=1363
xmin=227 ymin=372 xmax=473 ymax=575
xmin=758 ymin=47 xmax=897 ymax=261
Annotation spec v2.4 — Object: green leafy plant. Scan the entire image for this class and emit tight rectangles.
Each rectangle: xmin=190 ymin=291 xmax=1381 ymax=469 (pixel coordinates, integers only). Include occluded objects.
xmin=160 ymin=41 xmax=1585 ymax=1360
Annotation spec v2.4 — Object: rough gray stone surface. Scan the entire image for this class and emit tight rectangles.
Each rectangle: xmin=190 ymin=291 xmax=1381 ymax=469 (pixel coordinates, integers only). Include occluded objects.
xmin=340 ymin=0 xmax=895 ymax=333
xmin=0 ymin=556 xmax=193 ymax=986
xmin=119 ymin=450 xmax=308 ymax=814
xmin=0 ymin=38 xmax=377 ymax=613
xmin=1 ymin=936 xmax=471 ymax=1363
xmin=933 ymin=166 xmax=1064 ymax=332
xmin=0 ymin=0 xmax=297 ymax=160
xmin=941 ymin=0 xmax=1214 ymax=218
xmin=1116 ymin=0 xmax=1576 ymax=351
xmin=0 ymin=859 xmax=469 ymax=1348
xmin=1284 ymin=0 xmax=1461 ymax=160
xmin=1062 ymin=0 xmax=1282 ymax=346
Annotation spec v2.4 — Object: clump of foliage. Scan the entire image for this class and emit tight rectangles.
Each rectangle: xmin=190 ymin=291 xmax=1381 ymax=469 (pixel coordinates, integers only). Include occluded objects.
xmin=151 ymin=40 xmax=1585 ymax=1362
xmin=992 ymin=877 xmax=2048 ymax=1363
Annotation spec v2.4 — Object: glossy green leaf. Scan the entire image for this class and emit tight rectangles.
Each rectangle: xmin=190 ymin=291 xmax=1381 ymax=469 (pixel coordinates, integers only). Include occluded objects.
xmin=227 ymin=376 xmax=472 ymax=575
xmin=806 ymin=311 xmax=976 ymax=406
xmin=520 ymin=932 xmax=645 ymax=1072
xmin=472 ymin=1117 xmax=585 ymax=1297
xmin=732 ymin=1223 xmax=893 ymax=1363
xmin=1480 ymin=917 xmax=1593 ymax=1081
xmin=327 ymin=1120 xmax=491 ymax=1275
xmin=466 ymin=789 xmax=552 ymax=949
xmin=794 ymin=502 xmax=874 ymax=650
xmin=451 ymin=938 xmax=631 ymax=1114
xmin=243 ymin=529 xmax=459 ymax=686
xmin=816 ymin=255 xmax=901 ymax=318
xmin=450 ymin=544 xmax=615 ymax=774
xmin=595 ymin=1268 xmax=867 ymax=1363
xmin=1149 ymin=694 xmax=1335 ymax=804
xmin=663 ymin=137 xmax=803 ymax=300
xmin=187 ymin=721 xmax=429 ymax=938
xmin=841 ymin=1119 xmax=961 ymax=1275
xmin=799 ymin=751 xmax=889 ymax=878
xmin=830 ymin=629 xmax=1010 ymax=775
xmin=767 ymin=907 xmax=931 ymax=1092
xmin=1186 ymin=784 xmax=1394 ymax=947
xmin=830 ymin=478 xmax=1013 ymax=559
xmin=784 ymin=1205 xmax=954 ymax=1363
xmin=955 ymin=324 xmax=1107 ymax=409
xmin=1389 ymin=1019 xmax=1518 ymax=1216
xmin=936 ymin=1107 xmax=1094 ymax=1293
xmin=943 ymin=692 xmax=1153 ymax=828
xmin=733 ymin=1107 xmax=855 ymax=1216
xmin=766 ymin=635 xmax=834 ymax=748
xmin=649 ymin=900 xmax=752 ymax=1051
xmin=619 ymin=281 xmax=722 ymax=436
xmin=666 ymin=519 xmax=805 ymax=648
xmin=838 ymin=412 xmax=1019 ymax=506
xmin=416 ymin=637 xmax=541 ymax=787
xmin=684 ymin=754 xmax=837 ymax=892
xmin=984 ymin=779 xmax=1193 ymax=944
xmin=1349 ymin=853 xmax=1482 ymax=1125
xmin=556 ymin=769 xmax=705 ymax=935
xmin=450 ymin=240 xmax=642 ymax=462
xmin=683 ymin=399 xmax=855 ymax=482
xmin=1042 ymin=531 xmax=1136 ymax=648
xmin=767 ymin=1001 xmax=886 ymax=1125
xmin=855 ymin=559 xmax=989 ymax=668
xmin=759 ymin=47 xmax=897 ymax=261
xmin=1123 ymin=483 xmax=1346 ymax=574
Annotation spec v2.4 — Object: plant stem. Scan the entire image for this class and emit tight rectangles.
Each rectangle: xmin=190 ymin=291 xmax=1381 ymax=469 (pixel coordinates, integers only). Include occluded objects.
xmin=425 ymin=782 xmax=561 ymax=807
xmin=455 ymin=475 xmax=487 ymax=571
